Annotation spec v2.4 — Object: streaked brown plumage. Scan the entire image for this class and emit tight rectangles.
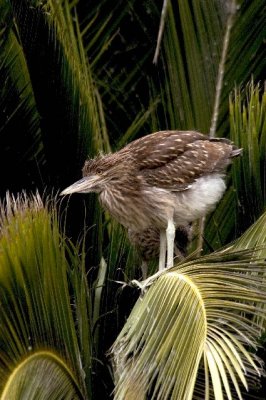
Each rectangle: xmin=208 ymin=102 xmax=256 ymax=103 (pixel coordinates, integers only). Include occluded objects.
xmin=61 ymin=130 xmax=241 ymax=270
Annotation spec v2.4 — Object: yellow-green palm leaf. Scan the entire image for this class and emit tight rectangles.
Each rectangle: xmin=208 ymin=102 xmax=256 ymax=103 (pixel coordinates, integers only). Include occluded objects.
xmin=0 ymin=193 xmax=91 ymax=399
xmin=111 ymin=213 xmax=266 ymax=399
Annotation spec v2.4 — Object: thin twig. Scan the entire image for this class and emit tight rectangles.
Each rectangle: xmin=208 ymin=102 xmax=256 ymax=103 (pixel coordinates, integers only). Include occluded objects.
xmin=153 ymin=0 xmax=169 ymax=64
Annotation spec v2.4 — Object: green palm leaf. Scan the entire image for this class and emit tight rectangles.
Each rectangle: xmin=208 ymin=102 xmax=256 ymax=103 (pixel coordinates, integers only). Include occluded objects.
xmin=0 ymin=1 xmax=43 ymax=195
xmin=156 ymin=0 xmax=265 ymax=135
xmin=0 ymin=193 xmax=91 ymax=398
xmin=1 ymin=0 xmax=110 ymax=192
xmin=205 ymin=82 xmax=266 ymax=251
xmin=230 ymin=83 xmax=266 ymax=231
xmin=1 ymin=351 xmax=83 ymax=400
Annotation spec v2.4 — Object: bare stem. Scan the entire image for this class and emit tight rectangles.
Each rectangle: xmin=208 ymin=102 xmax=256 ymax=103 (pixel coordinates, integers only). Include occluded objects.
xmin=153 ymin=0 xmax=169 ymax=64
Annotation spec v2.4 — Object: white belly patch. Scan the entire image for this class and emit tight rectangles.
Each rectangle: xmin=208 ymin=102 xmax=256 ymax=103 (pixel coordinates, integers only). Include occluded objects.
xmin=147 ymin=174 xmax=226 ymax=226
xmin=173 ymin=174 xmax=226 ymax=224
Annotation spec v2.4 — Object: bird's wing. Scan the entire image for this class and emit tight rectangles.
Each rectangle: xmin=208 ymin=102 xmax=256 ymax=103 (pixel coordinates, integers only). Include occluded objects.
xmin=137 ymin=138 xmax=238 ymax=191
xmin=123 ymin=130 xmax=208 ymax=168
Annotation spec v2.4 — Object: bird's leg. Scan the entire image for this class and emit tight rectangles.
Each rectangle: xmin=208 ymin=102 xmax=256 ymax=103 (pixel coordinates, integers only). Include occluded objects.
xmin=166 ymin=218 xmax=175 ymax=268
xmin=159 ymin=230 xmax=166 ymax=271
xmin=141 ymin=261 xmax=148 ymax=280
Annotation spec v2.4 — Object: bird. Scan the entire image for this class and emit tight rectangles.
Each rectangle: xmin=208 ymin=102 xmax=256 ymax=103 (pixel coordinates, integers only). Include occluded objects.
xmin=60 ymin=130 xmax=241 ymax=270
xmin=128 ymin=224 xmax=193 ymax=278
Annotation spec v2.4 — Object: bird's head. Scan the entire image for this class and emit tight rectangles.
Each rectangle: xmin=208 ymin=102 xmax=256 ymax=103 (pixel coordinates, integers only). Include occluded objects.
xmin=60 ymin=153 xmax=133 ymax=196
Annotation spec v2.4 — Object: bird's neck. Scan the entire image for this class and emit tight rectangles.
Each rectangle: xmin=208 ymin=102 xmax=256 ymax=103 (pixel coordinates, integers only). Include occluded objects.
xmin=100 ymin=177 xmax=140 ymax=201
xmin=98 ymin=177 xmax=146 ymax=229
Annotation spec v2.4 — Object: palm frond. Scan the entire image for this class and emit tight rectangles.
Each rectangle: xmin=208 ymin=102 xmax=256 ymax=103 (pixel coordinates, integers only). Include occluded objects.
xmin=1 ymin=351 xmax=83 ymax=400
xmin=111 ymin=210 xmax=266 ymax=399
xmin=157 ymin=0 xmax=265 ymax=136
xmin=0 ymin=1 xmax=43 ymax=195
xmin=158 ymin=0 xmax=226 ymax=132
xmin=0 ymin=193 xmax=91 ymax=398
xmin=204 ymin=81 xmax=266 ymax=250
xmin=218 ymin=0 xmax=266 ymax=133
xmin=230 ymin=82 xmax=266 ymax=233
xmin=7 ymin=0 xmax=109 ymax=189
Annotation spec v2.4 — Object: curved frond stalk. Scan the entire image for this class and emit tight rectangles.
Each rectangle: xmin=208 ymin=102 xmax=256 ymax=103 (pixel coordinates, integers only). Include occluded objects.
xmin=0 ymin=192 xmax=91 ymax=398
xmin=111 ymin=246 xmax=266 ymax=399
xmin=1 ymin=351 xmax=83 ymax=400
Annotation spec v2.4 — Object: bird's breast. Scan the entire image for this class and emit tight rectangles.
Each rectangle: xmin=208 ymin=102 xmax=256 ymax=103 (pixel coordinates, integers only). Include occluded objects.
xmin=99 ymin=186 xmax=173 ymax=230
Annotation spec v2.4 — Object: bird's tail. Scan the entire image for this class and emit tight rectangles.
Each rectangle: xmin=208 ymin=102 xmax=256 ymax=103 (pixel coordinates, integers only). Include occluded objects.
xmin=210 ymin=137 xmax=242 ymax=158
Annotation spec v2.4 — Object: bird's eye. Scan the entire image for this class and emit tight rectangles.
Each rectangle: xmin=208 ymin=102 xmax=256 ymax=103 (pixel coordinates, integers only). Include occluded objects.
xmin=95 ymin=168 xmax=103 ymax=174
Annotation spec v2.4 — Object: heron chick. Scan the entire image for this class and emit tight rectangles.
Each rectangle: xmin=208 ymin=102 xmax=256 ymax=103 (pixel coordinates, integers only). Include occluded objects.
xmin=61 ymin=130 xmax=241 ymax=270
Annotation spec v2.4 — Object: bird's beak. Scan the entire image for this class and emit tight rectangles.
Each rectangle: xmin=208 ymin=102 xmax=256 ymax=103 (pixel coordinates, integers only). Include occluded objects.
xmin=60 ymin=176 xmax=99 ymax=195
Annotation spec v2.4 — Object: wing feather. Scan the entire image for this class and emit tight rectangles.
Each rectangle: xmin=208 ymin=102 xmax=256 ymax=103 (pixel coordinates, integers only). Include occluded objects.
xmin=123 ymin=130 xmax=207 ymax=168
xmin=137 ymin=137 xmax=237 ymax=190
xmin=119 ymin=130 xmax=240 ymax=191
